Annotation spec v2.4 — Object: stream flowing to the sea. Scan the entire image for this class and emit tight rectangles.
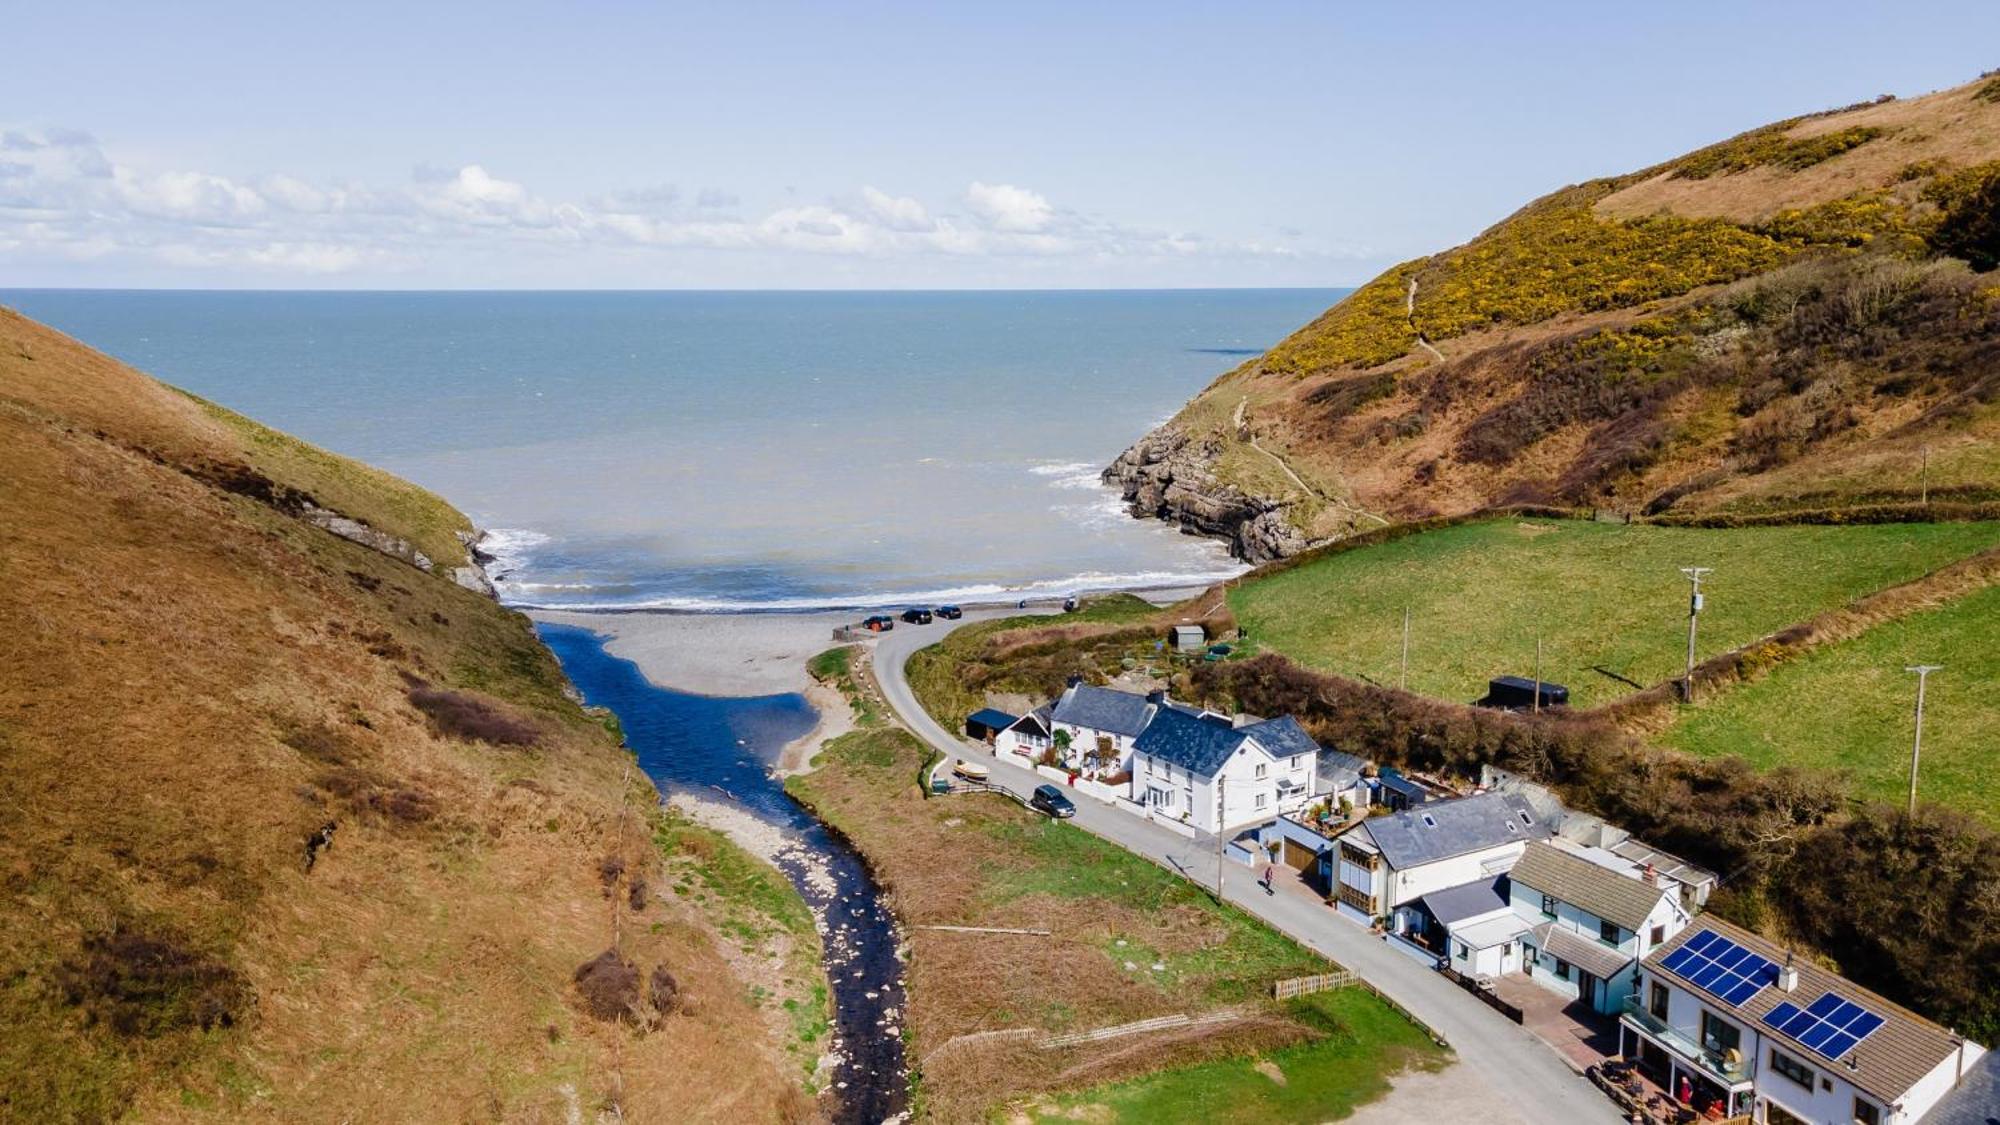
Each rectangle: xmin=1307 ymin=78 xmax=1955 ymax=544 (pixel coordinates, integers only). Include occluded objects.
xmin=536 ymin=623 xmax=908 ymax=1124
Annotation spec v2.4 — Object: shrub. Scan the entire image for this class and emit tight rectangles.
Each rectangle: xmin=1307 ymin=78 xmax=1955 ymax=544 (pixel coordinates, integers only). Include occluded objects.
xmin=572 ymin=949 xmax=642 ymax=1024
xmin=56 ymin=925 xmax=252 ymax=1038
xmin=1931 ymin=171 xmax=2000 ymax=271
xmin=407 ymin=683 xmax=539 ymax=746
xmin=1672 ymin=124 xmax=1887 ymax=180
xmin=647 ymin=965 xmax=680 ymax=1016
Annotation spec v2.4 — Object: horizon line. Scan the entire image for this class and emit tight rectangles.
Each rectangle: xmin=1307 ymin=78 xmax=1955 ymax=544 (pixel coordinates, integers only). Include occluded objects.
xmin=0 ymin=283 xmax=1357 ymax=296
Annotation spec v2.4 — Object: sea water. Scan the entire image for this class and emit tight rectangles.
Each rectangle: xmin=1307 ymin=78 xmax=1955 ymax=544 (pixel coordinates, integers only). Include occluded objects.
xmin=4 ymin=288 xmax=1343 ymax=609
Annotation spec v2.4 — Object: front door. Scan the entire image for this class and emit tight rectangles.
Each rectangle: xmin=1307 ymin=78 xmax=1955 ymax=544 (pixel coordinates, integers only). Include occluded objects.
xmin=1578 ymin=972 xmax=1597 ymax=1008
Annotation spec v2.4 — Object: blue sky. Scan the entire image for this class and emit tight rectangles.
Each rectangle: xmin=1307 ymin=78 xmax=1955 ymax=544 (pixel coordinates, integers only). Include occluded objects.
xmin=4 ymin=1 xmax=1996 ymax=289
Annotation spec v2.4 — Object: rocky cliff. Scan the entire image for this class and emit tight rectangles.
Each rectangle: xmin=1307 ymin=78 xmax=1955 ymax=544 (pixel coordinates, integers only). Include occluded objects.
xmin=1109 ymin=73 xmax=2000 ymax=559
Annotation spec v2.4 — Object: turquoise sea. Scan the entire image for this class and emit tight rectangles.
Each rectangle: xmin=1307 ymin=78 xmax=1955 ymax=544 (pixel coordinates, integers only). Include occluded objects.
xmin=3 ymin=288 xmax=1344 ymax=609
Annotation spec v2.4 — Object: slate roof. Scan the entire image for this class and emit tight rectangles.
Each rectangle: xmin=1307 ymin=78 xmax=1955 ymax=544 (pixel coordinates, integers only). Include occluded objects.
xmin=1357 ymin=792 xmax=1548 ymax=870
xmin=1645 ymin=916 xmax=1976 ymax=1104
xmin=1421 ymin=876 xmax=1511 ymax=926
xmin=1050 ymin=684 xmax=1155 ymax=738
xmin=1007 ymin=707 xmax=1052 ymax=736
xmin=1241 ymin=715 xmax=1319 ymax=758
xmin=1922 ymin=1048 xmax=1999 ymax=1125
xmin=1533 ymin=921 xmax=1634 ymax=979
xmin=1510 ymin=841 xmax=1671 ymax=933
xmin=1130 ymin=704 xmax=1250 ymax=778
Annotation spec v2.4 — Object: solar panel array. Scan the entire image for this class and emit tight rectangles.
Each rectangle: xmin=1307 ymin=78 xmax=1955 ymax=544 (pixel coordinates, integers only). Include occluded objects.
xmin=1764 ymin=992 xmax=1887 ymax=1062
xmin=1660 ymin=929 xmax=1776 ymax=1007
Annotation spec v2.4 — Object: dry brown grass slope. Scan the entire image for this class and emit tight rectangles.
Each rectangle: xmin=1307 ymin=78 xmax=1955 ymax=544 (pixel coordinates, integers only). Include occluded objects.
xmin=0 ymin=308 xmax=812 ymax=1122
xmin=1112 ymin=72 xmax=2000 ymax=553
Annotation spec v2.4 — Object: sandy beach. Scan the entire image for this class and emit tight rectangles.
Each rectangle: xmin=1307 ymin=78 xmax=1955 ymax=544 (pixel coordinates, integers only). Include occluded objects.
xmin=530 ymin=608 xmax=858 ymax=697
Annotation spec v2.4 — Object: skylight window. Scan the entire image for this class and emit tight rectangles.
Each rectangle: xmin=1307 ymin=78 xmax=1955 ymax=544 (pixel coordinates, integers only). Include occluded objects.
xmin=1421 ymin=814 xmax=1436 ymax=828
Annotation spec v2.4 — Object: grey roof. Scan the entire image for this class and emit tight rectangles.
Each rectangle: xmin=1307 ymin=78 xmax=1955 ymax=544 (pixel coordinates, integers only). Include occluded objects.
xmin=1510 ymin=841 xmax=1672 ymax=932
xmin=1421 ymin=876 xmax=1511 ymax=926
xmin=1242 ymin=715 xmax=1318 ymax=758
xmin=1050 ymin=684 xmax=1155 ymax=738
xmin=1923 ymin=1048 xmax=2000 ymax=1125
xmin=1131 ymin=705 xmax=1250 ymax=778
xmin=1358 ymin=792 xmax=1548 ymax=870
xmin=1316 ymin=748 xmax=1368 ymax=789
xmin=1007 ymin=708 xmax=1052 ymax=736
xmin=1532 ymin=922 xmax=1634 ymax=979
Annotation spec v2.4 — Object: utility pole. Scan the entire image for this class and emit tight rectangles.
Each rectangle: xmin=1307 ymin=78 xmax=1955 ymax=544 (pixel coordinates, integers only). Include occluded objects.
xmin=1214 ymin=776 xmax=1227 ymax=900
xmin=1533 ymin=635 xmax=1543 ymax=715
xmin=1920 ymin=444 xmax=1931 ymax=506
xmin=1400 ymin=606 xmax=1411 ymax=692
xmin=1905 ymin=664 xmax=1942 ymax=815
xmin=1679 ymin=567 xmax=1712 ymax=704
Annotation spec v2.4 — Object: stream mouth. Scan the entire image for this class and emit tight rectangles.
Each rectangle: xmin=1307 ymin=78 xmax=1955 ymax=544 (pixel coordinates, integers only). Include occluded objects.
xmin=537 ymin=624 xmax=910 ymax=1124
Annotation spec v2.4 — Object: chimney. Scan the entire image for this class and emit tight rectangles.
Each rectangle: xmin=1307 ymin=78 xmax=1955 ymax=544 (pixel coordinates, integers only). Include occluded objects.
xmin=1642 ymin=864 xmax=1658 ymax=886
xmin=1065 ymin=675 xmax=1084 ymax=689
xmin=1145 ymin=690 xmax=1166 ymax=705
xmin=1777 ymin=951 xmax=1798 ymax=993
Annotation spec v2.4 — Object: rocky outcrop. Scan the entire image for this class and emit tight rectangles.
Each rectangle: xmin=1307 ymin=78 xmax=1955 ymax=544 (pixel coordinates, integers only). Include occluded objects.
xmin=1103 ymin=426 xmax=1312 ymax=563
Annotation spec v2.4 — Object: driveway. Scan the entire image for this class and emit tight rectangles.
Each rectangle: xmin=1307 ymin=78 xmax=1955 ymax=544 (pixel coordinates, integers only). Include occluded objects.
xmin=867 ymin=607 xmax=1623 ymax=1125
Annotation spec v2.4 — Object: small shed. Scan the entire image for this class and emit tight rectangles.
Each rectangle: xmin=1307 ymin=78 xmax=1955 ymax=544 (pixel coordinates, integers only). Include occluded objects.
xmin=1477 ymin=675 xmax=1569 ymax=711
xmin=966 ymin=708 xmax=1018 ymax=743
xmin=1169 ymin=624 xmax=1207 ymax=652
xmin=1375 ymin=770 xmax=1428 ymax=812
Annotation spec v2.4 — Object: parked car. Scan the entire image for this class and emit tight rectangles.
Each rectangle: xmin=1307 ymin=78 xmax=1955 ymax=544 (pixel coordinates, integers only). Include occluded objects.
xmin=901 ymin=607 xmax=934 ymax=624
xmin=952 ymin=759 xmax=990 ymax=782
xmin=936 ymin=604 xmax=963 ymax=620
xmin=861 ymin=614 xmax=895 ymax=632
xmin=1031 ymin=784 xmax=1076 ymax=819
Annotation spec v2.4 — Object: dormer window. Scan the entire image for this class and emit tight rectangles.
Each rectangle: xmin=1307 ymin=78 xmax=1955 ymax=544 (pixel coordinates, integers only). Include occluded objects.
xmin=1421 ymin=814 xmax=1437 ymax=828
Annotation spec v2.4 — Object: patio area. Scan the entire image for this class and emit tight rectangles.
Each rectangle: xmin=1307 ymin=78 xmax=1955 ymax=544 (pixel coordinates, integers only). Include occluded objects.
xmin=1489 ymin=973 xmax=1619 ymax=1071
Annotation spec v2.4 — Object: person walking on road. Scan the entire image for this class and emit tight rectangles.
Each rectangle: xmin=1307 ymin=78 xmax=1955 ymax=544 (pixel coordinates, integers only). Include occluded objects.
xmin=1259 ymin=864 xmax=1275 ymax=896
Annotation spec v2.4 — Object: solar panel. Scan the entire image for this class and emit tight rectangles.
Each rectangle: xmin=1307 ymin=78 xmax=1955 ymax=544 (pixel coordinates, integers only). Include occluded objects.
xmin=1763 ymin=992 xmax=1887 ymax=1062
xmin=1661 ymin=932 xmax=1775 ymax=1008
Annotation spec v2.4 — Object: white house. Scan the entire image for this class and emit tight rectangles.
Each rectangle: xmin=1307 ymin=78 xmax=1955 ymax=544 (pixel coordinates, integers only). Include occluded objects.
xmin=1125 ymin=707 xmax=1317 ymax=834
xmin=991 ymin=706 xmax=1053 ymax=760
xmin=1048 ymin=682 xmax=1161 ymax=771
xmin=1620 ymin=916 xmax=1987 ymax=1124
xmin=1504 ymin=840 xmax=1688 ymax=1015
xmin=1332 ymin=791 xmax=1549 ymax=928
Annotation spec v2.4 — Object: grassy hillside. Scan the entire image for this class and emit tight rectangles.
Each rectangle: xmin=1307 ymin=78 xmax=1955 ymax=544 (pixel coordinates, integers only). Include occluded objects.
xmin=0 ymin=307 xmax=814 ymax=1120
xmin=1112 ymin=73 xmax=2000 ymax=551
xmin=1667 ymin=582 xmax=2000 ymax=823
xmin=1227 ymin=517 xmax=2000 ymax=706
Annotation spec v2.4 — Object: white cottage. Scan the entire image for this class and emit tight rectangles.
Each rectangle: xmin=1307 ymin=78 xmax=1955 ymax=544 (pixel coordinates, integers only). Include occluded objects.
xmin=1333 ymin=792 xmax=1548 ymax=928
xmin=1621 ymin=916 xmax=1986 ymax=1124
xmin=1125 ymin=707 xmax=1316 ymax=834
xmin=1505 ymin=840 xmax=1688 ymax=1015
xmin=1048 ymin=682 xmax=1160 ymax=771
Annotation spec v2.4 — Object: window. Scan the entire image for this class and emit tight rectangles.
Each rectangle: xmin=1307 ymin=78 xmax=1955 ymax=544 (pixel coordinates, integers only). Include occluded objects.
xmin=1766 ymin=1105 xmax=1808 ymax=1125
xmin=1540 ymin=893 xmax=1558 ymax=919
xmin=1769 ymin=1048 xmax=1814 ymax=1089
xmin=1254 ymin=793 xmax=1267 ymax=809
xmin=1649 ymin=981 xmax=1669 ymax=1019
xmin=1700 ymin=1010 xmax=1740 ymax=1056
xmin=1554 ymin=959 xmax=1571 ymax=981
xmin=1255 ymin=763 xmax=1267 ymax=779
xmin=1290 ymin=755 xmax=1301 ymax=769
xmin=1455 ymin=943 xmax=1469 ymax=961
xmin=1853 ymin=1096 xmax=1880 ymax=1125
xmin=1650 ymin=924 xmax=1665 ymax=946
xmin=1599 ymin=919 xmax=1620 ymax=945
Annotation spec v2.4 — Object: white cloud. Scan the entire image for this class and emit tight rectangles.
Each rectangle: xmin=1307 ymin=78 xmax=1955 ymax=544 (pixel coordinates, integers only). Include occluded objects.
xmin=0 ymin=126 xmax=1337 ymax=281
xmin=860 ymin=186 xmax=932 ymax=232
xmin=965 ymin=181 xmax=1053 ymax=232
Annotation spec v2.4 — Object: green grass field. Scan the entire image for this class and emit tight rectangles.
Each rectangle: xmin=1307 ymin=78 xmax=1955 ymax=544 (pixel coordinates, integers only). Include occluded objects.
xmin=1229 ymin=518 xmax=2000 ymax=707
xmin=1667 ymin=582 xmax=2000 ymax=824
xmin=1020 ymin=988 xmax=1445 ymax=1124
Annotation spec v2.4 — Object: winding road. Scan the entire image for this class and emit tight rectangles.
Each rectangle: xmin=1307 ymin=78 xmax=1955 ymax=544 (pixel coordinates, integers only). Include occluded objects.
xmin=868 ymin=606 xmax=1621 ymax=1125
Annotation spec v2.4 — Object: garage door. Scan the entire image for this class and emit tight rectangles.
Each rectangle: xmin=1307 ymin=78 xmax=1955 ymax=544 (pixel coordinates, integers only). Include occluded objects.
xmin=1281 ymin=838 xmax=1318 ymax=872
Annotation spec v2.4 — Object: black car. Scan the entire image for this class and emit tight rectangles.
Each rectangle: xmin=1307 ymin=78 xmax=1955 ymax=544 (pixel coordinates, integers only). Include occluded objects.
xmin=860 ymin=614 xmax=895 ymax=632
xmin=1030 ymin=784 xmax=1076 ymax=819
xmin=936 ymin=604 xmax=963 ymax=620
xmin=901 ymin=607 xmax=934 ymax=624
